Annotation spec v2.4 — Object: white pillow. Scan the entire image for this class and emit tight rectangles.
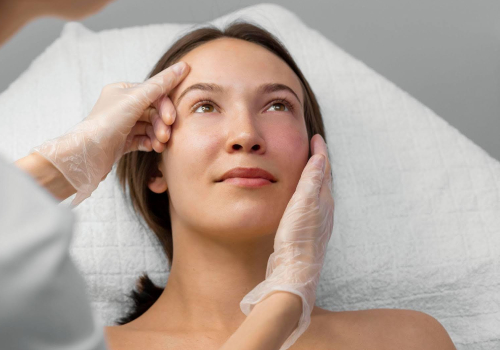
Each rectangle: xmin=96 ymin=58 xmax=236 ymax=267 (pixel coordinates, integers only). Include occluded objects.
xmin=1 ymin=3 xmax=499 ymax=348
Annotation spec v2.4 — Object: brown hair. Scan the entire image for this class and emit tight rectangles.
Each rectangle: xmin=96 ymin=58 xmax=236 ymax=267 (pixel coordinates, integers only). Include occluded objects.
xmin=114 ymin=19 xmax=328 ymax=325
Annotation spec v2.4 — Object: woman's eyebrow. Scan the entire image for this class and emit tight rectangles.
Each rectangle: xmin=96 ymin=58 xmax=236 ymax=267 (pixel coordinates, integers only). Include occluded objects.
xmin=174 ymin=82 xmax=303 ymax=109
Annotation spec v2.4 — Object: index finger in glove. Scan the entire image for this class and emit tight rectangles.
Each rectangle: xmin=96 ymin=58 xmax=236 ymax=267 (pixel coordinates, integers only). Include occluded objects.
xmin=131 ymin=61 xmax=190 ymax=110
xmin=138 ymin=102 xmax=171 ymax=144
xmin=152 ymin=95 xmax=177 ymax=126
xmin=311 ymin=134 xmax=333 ymax=197
xmin=314 ymin=134 xmax=335 ymax=241
xmin=308 ymin=133 xmax=335 ymax=232
xmin=311 ymin=134 xmax=334 ymax=210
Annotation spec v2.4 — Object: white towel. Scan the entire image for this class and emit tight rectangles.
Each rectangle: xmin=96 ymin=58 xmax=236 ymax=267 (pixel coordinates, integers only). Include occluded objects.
xmin=1 ymin=3 xmax=499 ymax=349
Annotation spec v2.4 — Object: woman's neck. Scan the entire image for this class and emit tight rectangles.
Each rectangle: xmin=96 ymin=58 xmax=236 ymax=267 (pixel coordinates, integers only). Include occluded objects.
xmin=125 ymin=224 xmax=276 ymax=337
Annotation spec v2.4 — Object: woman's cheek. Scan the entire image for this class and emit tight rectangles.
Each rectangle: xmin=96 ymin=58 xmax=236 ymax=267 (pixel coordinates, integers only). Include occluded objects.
xmin=269 ymin=124 xmax=309 ymax=186
xmin=267 ymin=123 xmax=308 ymax=156
xmin=183 ymin=123 xmax=223 ymax=155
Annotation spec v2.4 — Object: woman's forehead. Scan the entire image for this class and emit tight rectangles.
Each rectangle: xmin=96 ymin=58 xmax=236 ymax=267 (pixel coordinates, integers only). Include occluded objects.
xmin=182 ymin=39 xmax=290 ymax=75
xmin=172 ymin=39 xmax=303 ymax=101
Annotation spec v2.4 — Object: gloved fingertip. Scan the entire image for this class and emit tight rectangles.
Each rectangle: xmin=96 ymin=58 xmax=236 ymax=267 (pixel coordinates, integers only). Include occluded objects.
xmin=172 ymin=61 xmax=186 ymax=76
xmin=312 ymin=154 xmax=325 ymax=173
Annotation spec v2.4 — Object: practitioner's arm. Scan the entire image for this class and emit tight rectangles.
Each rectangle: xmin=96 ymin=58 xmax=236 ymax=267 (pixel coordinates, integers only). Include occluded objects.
xmin=15 ymin=152 xmax=77 ymax=202
xmin=0 ymin=154 xmax=107 ymax=350
xmin=218 ymin=292 xmax=302 ymax=350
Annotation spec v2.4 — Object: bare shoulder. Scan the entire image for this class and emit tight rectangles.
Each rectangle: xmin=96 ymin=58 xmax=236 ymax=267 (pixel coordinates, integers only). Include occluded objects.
xmin=104 ymin=308 xmax=456 ymax=350
xmin=304 ymin=307 xmax=456 ymax=350
xmin=104 ymin=324 xmax=152 ymax=349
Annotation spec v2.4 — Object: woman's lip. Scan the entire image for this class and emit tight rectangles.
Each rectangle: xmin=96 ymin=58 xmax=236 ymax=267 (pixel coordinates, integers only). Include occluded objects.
xmin=219 ymin=177 xmax=273 ymax=187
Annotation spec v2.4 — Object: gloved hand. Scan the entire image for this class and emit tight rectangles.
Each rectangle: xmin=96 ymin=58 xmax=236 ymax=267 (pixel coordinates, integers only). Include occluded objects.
xmin=31 ymin=61 xmax=190 ymax=208
xmin=240 ymin=133 xmax=335 ymax=350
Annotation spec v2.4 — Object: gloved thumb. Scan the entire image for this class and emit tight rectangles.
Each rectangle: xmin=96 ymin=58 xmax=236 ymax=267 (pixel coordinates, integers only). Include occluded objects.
xmin=131 ymin=61 xmax=189 ymax=109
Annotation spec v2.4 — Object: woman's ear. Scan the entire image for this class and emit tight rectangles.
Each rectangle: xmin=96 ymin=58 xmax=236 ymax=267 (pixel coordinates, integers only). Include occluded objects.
xmin=148 ymin=165 xmax=168 ymax=194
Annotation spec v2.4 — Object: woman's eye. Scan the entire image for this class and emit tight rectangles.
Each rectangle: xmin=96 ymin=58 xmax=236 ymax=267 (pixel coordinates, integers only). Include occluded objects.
xmin=194 ymin=103 xmax=215 ymax=113
xmin=268 ymin=102 xmax=289 ymax=112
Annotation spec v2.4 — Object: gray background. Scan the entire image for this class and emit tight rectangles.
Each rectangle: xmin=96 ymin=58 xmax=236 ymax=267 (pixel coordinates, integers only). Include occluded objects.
xmin=1 ymin=0 xmax=499 ymax=161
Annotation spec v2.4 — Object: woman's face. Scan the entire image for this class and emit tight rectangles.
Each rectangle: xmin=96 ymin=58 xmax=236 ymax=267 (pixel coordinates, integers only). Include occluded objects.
xmin=150 ymin=37 xmax=309 ymax=241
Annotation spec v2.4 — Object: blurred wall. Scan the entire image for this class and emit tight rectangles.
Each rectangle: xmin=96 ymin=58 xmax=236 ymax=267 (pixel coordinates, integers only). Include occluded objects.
xmin=1 ymin=0 xmax=498 ymax=161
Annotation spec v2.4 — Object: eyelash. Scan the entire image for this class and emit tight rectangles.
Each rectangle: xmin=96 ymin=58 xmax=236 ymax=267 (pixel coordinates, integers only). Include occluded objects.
xmin=189 ymin=97 xmax=296 ymax=114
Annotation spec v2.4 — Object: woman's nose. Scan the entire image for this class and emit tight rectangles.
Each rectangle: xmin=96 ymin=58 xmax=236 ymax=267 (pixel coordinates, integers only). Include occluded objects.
xmin=225 ymin=112 xmax=266 ymax=154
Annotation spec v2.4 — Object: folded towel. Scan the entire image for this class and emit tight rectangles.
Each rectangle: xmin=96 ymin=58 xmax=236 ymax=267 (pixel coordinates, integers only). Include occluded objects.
xmin=0 ymin=3 xmax=499 ymax=348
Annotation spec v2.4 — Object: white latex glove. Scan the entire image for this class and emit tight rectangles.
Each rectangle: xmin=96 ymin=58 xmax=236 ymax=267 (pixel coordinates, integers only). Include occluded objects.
xmin=240 ymin=133 xmax=335 ymax=350
xmin=31 ymin=61 xmax=190 ymax=208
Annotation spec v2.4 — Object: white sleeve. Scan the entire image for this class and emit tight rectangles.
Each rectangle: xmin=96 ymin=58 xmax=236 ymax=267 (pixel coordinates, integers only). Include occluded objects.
xmin=0 ymin=153 xmax=108 ymax=350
